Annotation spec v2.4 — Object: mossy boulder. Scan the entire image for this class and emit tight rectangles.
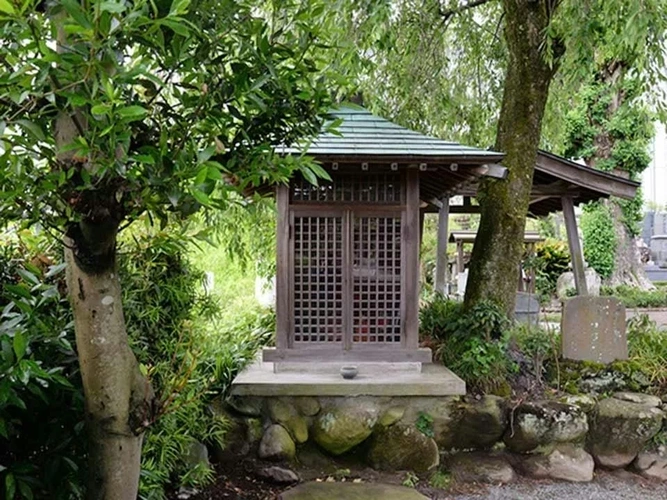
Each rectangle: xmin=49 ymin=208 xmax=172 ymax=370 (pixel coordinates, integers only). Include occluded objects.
xmin=293 ymin=397 xmax=321 ymax=417
xmin=587 ymin=395 xmax=664 ymax=468
xmin=518 ymin=444 xmax=594 ymax=482
xmin=259 ymin=424 xmax=296 ymax=461
xmin=401 ymin=398 xmax=458 ymax=449
xmin=268 ymin=398 xmax=309 ymax=444
xmin=503 ymin=401 xmax=588 ymax=453
xmin=226 ymin=395 xmax=264 ymax=417
xmin=378 ymin=406 xmax=405 ymax=428
xmin=368 ymin=424 xmax=439 ymax=472
xmin=448 ymin=452 xmax=515 ymax=484
xmin=312 ymin=401 xmax=379 ymax=455
xmin=445 ymin=396 xmax=508 ymax=451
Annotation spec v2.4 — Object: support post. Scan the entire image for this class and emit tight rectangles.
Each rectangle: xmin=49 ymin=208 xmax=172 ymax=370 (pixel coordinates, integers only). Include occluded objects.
xmin=403 ymin=168 xmax=420 ymax=350
xmin=561 ymin=196 xmax=588 ymax=296
xmin=435 ymin=197 xmax=450 ymax=294
xmin=276 ymin=184 xmax=290 ymax=348
xmin=456 ymin=240 xmax=464 ymax=276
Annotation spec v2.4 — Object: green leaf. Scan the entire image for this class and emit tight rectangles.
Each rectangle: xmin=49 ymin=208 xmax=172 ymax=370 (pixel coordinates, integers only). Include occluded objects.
xmin=4 ymin=284 xmax=32 ymax=300
xmin=44 ymin=263 xmax=67 ymax=279
xmin=16 ymin=120 xmax=45 ymax=142
xmin=116 ymin=105 xmax=147 ymax=121
xmin=5 ymin=473 xmax=15 ymax=500
xmin=61 ymin=0 xmax=92 ymax=29
xmin=13 ymin=331 xmax=27 ymax=360
xmin=169 ymin=0 xmax=191 ymax=16
xmin=0 ymin=0 xmax=15 ymax=15
xmin=0 ymin=418 xmax=7 ymax=439
xmin=16 ymin=269 xmax=39 ymax=286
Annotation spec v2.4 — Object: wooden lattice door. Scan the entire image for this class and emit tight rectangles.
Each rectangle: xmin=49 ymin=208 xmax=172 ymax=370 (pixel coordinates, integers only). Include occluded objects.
xmin=290 ymin=173 xmax=405 ymax=351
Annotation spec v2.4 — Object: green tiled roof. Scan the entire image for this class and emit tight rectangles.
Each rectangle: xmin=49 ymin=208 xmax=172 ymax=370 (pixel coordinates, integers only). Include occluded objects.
xmin=281 ymin=106 xmax=503 ymax=161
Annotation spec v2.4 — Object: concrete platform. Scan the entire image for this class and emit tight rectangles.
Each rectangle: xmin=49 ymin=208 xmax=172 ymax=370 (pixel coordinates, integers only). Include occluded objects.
xmin=230 ymin=358 xmax=466 ymax=397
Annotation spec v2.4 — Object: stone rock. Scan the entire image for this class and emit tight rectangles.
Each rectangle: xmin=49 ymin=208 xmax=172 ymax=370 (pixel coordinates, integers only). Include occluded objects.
xmin=557 ymin=269 xmax=601 ymax=300
xmin=503 ymin=401 xmax=588 ymax=453
xmin=378 ymin=406 xmax=405 ymax=427
xmin=587 ymin=396 xmax=664 ymax=469
xmin=293 ymin=397 xmax=321 ymax=417
xmin=633 ymin=452 xmax=667 ymax=481
xmin=176 ymin=487 xmax=200 ymax=499
xmin=560 ymin=394 xmax=597 ymax=413
xmin=312 ymin=401 xmax=379 ymax=455
xmin=613 ymin=392 xmax=662 ymax=408
xmin=448 ymin=452 xmax=515 ymax=484
xmin=561 ymin=296 xmax=627 ymax=364
xmin=446 ymin=396 xmax=508 ymax=451
xmin=368 ymin=424 xmax=439 ymax=472
xmin=518 ymin=444 xmax=594 ymax=482
xmin=185 ymin=441 xmax=209 ymax=469
xmin=226 ymin=395 xmax=264 ymax=417
xmin=268 ymin=398 xmax=309 ymax=444
xmin=259 ymin=424 xmax=296 ymax=461
xmin=401 ymin=397 xmax=458 ymax=449
xmin=258 ymin=466 xmax=300 ymax=484
xmin=279 ymin=482 xmax=430 ymax=500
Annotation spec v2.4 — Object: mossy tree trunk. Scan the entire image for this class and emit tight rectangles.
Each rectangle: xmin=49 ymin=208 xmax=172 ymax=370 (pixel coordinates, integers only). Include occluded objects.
xmin=65 ymin=226 xmax=154 ymax=499
xmin=464 ymin=0 xmax=560 ymax=316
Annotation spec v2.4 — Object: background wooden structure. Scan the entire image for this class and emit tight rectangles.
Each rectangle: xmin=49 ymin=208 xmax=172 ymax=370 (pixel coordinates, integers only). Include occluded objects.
xmin=263 ymin=106 xmax=639 ymax=363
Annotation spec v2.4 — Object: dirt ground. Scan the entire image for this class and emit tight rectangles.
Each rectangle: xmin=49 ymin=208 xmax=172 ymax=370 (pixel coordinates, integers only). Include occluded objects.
xmin=184 ymin=456 xmax=667 ymax=500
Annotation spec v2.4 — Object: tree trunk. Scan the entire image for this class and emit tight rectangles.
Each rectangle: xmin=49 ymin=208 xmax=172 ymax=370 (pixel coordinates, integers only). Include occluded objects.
xmin=606 ymin=199 xmax=654 ymax=289
xmin=65 ymin=227 xmax=154 ymax=499
xmin=464 ymin=0 xmax=559 ymax=316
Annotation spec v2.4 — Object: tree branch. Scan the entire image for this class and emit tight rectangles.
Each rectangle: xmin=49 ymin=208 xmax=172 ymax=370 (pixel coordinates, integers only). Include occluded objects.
xmin=439 ymin=0 xmax=497 ymax=22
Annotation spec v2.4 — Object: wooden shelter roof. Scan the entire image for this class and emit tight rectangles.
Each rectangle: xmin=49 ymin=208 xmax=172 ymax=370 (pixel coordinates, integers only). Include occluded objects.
xmin=450 ymin=150 xmax=640 ymax=216
xmin=273 ymin=105 xmax=506 ymax=202
xmin=269 ymin=106 xmax=639 ymax=215
xmin=280 ymin=106 xmax=504 ymax=161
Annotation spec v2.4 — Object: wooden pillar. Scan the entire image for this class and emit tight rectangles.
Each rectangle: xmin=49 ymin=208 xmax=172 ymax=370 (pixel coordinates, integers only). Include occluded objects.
xmin=562 ymin=196 xmax=588 ymax=296
xmin=456 ymin=240 xmax=464 ymax=275
xmin=275 ymin=184 xmax=290 ymax=348
xmin=435 ymin=197 xmax=450 ymax=294
xmin=403 ymin=168 xmax=420 ymax=349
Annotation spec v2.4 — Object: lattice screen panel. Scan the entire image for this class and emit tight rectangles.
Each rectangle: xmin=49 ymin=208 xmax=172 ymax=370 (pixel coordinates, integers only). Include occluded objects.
xmin=291 ymin=173 xmax=402 ymax=204
xmin=292 ymin=216 xmax=344 ymax=344
xmin=352 ymin=216 xmax=402 ymax=344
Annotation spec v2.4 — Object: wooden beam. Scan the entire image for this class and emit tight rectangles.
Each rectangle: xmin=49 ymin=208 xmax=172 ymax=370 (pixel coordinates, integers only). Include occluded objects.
xmin=537 ymin=152 xmax=638 ymax=200
xmin=275 ymin=184 xmax=290 ymax=348
xmin=403 ymin=168 xmax=420 ymax=350
xmin=435 ymin=197 xmax=450 ymax=294
xmin=471 ymin=163 xmax=508 ymax=179
xmin=562 ymin=196 xmax=588 ymax=296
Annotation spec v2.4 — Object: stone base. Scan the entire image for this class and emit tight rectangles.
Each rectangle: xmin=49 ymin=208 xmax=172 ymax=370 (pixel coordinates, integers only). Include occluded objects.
xmin=231 ymin=357 xmax=465 ymax=397
xmin=273 ymin=361 xmax=423 ymax=374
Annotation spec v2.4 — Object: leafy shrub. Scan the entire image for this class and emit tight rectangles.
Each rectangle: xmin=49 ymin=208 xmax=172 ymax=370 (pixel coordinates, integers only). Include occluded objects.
xmin=581 ymin=202 xmax=616 ymax=279
xmin=119 ymin=227 xmax=274 ymax=499
xmin=528 ymin=239 xmax=570 ymax=301
xmin=510 ymin=323 xmax=559 ymax=385
xmin=0 ymin=239 xmax=86 ymax=500
xmin=601 ymin=285 xmax=667 ymax=308
xmin=419 ymin=293 xmax=463 ymax=341
xmin=424 ymin=299 xmax=514 ymax=394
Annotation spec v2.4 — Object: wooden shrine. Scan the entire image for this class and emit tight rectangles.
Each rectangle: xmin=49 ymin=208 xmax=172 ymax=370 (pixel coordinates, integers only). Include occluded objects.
xmin=263 ymin=106 xmax=506 ymax=364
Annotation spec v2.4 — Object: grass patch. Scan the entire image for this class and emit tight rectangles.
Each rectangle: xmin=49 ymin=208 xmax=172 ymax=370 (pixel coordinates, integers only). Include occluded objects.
xmin=601 ymin=285 xmax=667 ymax=308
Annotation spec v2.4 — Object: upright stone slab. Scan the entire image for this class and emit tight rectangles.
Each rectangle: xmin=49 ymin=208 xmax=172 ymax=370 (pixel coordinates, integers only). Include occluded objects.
xmin=561 ymin=296 xmax=627 ymax=364
xmin=515 ymin=292 xmax=540 ymax=325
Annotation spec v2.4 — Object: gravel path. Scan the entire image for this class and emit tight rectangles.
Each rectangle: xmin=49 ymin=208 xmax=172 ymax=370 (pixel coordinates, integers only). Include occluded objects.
xmin=445 ymin=473 xmax=667 ymax=500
